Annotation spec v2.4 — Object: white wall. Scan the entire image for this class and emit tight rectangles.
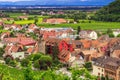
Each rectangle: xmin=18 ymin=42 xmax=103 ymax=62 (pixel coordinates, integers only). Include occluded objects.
xmin=93 ymin=65 xmax=105 ymax=77
xmin=11 ymin=52 xmax=25 ymax=59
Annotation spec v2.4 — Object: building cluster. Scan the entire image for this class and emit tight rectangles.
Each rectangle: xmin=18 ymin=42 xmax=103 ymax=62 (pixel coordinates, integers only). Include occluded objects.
xmin=0 ymin=21 xmax=120 ymax=80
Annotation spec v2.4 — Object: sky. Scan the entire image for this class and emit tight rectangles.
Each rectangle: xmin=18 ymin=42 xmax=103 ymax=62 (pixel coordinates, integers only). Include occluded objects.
xmin=0 ymin=0 xmax=114 ymax=5
xmin=0 ymin=0 xmax=113 ymax=2
xmin=0 ymin=0 xmax=32 ymax=2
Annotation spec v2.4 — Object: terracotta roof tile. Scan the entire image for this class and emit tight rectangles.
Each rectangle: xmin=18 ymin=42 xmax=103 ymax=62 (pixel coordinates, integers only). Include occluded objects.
xmin=58 ymin=50 xmax=71 ymax=62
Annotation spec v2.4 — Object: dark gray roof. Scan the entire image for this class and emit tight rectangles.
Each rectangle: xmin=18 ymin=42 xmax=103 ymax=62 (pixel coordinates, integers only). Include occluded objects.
xmin=93 ymin=56 xmax=120 ymax=69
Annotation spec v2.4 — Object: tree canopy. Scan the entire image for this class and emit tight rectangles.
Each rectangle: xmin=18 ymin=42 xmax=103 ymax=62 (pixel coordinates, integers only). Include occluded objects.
xmin=93 ymin=0 xmax=120 ymax=22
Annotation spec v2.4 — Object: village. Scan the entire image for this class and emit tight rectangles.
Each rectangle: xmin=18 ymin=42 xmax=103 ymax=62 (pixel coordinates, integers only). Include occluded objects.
xmin=0 ymin=17 xmax=119 ymax=80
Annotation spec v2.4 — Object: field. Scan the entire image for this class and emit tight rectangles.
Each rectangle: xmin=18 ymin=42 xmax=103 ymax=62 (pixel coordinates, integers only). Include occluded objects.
xmin=38 ymin=22 xmax=120 ymax=31
xmin=1 ymin=12 xmax=120 ymax=31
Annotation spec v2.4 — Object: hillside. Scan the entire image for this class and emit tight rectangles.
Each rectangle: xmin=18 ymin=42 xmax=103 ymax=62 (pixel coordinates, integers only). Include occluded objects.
xmin=93 ymin=0 xmax=120 ymax=22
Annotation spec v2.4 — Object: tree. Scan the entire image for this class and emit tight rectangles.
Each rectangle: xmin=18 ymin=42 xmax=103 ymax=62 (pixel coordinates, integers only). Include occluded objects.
xmin=117 ymin=34 xmax=120 ymax=37
xmin=39 ymin=55 xmax=52 ymax=70
xmin=33 ymin=60 xmax=40 ymax=69
xmin=84 ymin=62 xmax=92 ymax=71
xmin=52 ymin=44 xmax=59 ymax=60
xmin=77 ymin=26 xmax=81 ymax=35
xmin=93 ymin=0 xmax=120 ymax=22
xmin=33 ymin=53 xmax=42 ymax=61
xmin=107 ymin=28 xmax=113 ymax=34
xmin=0 ymin=48 xmax=5 ymax=58
xmin=101 ymin=76 xmax=105 ymax=80
xmin=109 ymin=33 xmax=115 ymax=38
xmin=75 ymin=36 xmax=80 ymax=40
xmin=34 ymin=17 xmax=38 ymax=24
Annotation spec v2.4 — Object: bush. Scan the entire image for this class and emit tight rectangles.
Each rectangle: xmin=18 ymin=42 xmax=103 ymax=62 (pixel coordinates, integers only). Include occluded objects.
xmin=84 ymin=62 xmax=92 ymax=71
xmin=4 ymin=57 xmax=12 ymax=64
xmin=109 ymin=33 xmax=115 ymax=38
xmin=39 ymin=55 xmax=52 ymax=70
xmin=107 ymin=28 xmax=113 ymax=34
xmin=9 ymin=60 xmax=16 ymax=67
xmin=117 ymin=34 xmax=120 ymax=37
xmin=33 ymin=54 xmax=42 ymax=61
xmin=21 ymin=59 xmax=29 ymax=67
xmin=0 ymin=48 xmax=5 ymax=58
xmin=33 ymin=60 xmax=40 ymax=69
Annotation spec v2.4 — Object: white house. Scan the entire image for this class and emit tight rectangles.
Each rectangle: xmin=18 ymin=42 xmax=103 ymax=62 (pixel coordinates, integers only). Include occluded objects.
xmin=11 ymin=52 xmax=25 ymax=59
xmin=79 ymin=30 xmax=98 ymax=40
xmin=113 ymin=29 xmax=120 ymax=37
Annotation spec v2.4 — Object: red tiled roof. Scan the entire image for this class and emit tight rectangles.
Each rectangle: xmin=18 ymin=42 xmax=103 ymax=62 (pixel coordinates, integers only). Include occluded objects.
xmin=45 ymin=18 xmax=67 ymax=24
xmin=80 ymin=40 xmax=91 ymax=49
xmin=58 ymin=50 xmax=71 ymax=63
xmin=5 ymin=45 xmax=23 ymax=53
xmin=27 ymin=47 xmax=34 ymax=53
xmin=112 ymin=50 xmax=120 ymax=58
xmin=4 ymin=37 xmax=36 ymax=46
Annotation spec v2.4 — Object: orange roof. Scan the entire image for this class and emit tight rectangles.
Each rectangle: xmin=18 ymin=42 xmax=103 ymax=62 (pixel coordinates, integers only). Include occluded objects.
xmin=5 ymin=45 xmax=23 ymax=53
xmin=4 ymin=37 xmax=36 ymax=45
xmin=45 ymin=18 xmax=67 ymax=24
xmin=108 ymin=38 xmax=120 ymax=47
xmin=81 ymin=50 xmax=96 ymax=55
xmin=27 ymin=47 xmax=34 ymax=54
xmin=91 ymin=40 xmax=100 ymax=47
xmin=80 ymin=39 xmax=91 ymax=49
xmin=58 ymin=50 xmax=71 ymax=62
xmin=112 ymin=50 xmax=120 ymax=58
xmin=97 ymin=41 xmax=108 ymax=48
xmin=90 ymin=52 xmax=103 ymax=58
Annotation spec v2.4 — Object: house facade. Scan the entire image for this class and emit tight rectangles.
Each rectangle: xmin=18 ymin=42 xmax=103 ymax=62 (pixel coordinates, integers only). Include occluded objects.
xmin=79 ymin=30 xmax=98 ymax=40
xmin=93 ymin=56 xmax=120 ymax=80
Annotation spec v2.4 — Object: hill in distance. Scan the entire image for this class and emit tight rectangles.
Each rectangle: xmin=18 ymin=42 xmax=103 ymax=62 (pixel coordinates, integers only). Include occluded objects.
xmin=93 ymin=0 xmax=120 ymax=22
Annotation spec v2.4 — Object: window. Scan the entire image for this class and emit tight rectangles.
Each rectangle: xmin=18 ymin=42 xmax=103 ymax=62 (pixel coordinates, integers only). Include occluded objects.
xmin=98 ymin=73 xmax=100 ymax=76
xmin=102 ymin=69 xmax=104 ymax=72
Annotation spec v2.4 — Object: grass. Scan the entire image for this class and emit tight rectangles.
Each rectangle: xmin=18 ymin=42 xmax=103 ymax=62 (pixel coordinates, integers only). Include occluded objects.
xmin=3 ymin=19 xmax=120 ymax=31
xmin=0 ymin=30 xmax=9 ymax=33
xmin=2 ymin=13 xmax=120 ymax=31
xmin=0 ymin=64 xmax=45 ymax=80
xmin=3 ymin=18 xmax=43 ymax=25
xmin=15 ymin=20 xmax=35 ymax=24
xmin=0 ymin=64 xmax=24 ymax=80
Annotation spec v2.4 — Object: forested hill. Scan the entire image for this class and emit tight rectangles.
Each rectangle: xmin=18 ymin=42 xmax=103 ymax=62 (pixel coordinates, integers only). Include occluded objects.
xmin=93 ymin=0 xmax=120 ymax=22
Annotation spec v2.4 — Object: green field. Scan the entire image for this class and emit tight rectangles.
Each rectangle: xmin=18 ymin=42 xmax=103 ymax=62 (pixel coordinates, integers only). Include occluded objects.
xmin=38 ymin=22 xmax=120 ymax=31
xmin=3 ymin=19 xmax=120 ymax=31
xmin=3 ymin=18 xmax=43 ymax=25
xmin=1 ymin=12 xmax=120 ymax=31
